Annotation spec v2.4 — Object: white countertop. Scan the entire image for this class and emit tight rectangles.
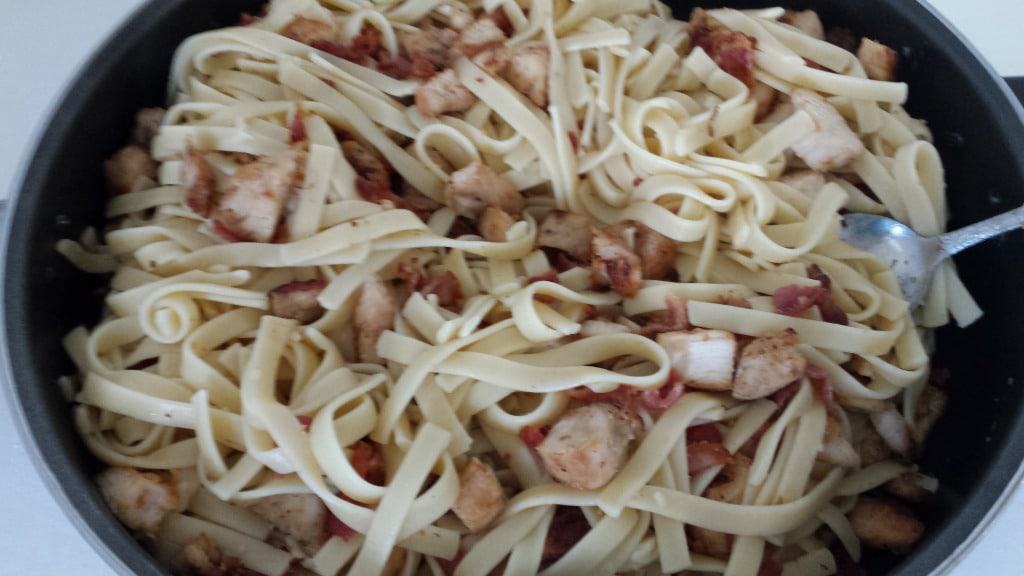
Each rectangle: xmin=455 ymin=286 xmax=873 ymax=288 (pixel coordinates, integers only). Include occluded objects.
xmin=1 ymin=1 xmax=1023 ymax=574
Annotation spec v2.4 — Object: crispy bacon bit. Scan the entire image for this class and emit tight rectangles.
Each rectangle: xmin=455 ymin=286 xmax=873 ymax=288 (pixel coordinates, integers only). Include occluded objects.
xmin=591 ymin=226 xmax=643 ymax=298
xmin=690 ymin=9 xmax=757 ymax=88
xmin=807 ymin=264 xmax=848 ymax=324
xmin=849 ymin=497 xmax=924 ymax=553
xmin=757 ymin=556 xmax=785 ymax=576
xmin=548 ymin=249 xmax=582 ymax=272
xmin=297 ymin=415 xmax=313 ymax=431
xmin=447 ymin=216 xmax=478 ymax=238
xmin=342 ymin=140 xmax=390 ymax=191
xmin=688 ymin=423 xmax=724 ymax=444
xmin=642 ymin=295 xmax=691 ymax=336
xmin=351 ymin=441 xmax=386 ymax=485
xmin=687 ymin=441 xmax=733 ymax=474
xmin=518 ymin=425 xmax=549 ymax=448
xmin=568 ymin=132 xmax=580 ymax=153
xmin=289 ymin=107 xmax=307 ymax=143
xmin=269 ymin=280 xmax=325 ymax=324
xmin=310 ymin=39 xmax=365 ymax=62
xmin=326 ymin=512 xmax=358 ymax=541
xmin=537 ymin=211 xmax=593 ymax=262
xmin=420 ymin=271 xmax=463 ymax=307
xmin=640 ymin=380 xmax=685 ymax=410
xmin=376 ymin=53 xmax=413 ymax=79
xmin=857 ymin=38 xmax=898 ymax=82
xmin=183 ymin=147 xmax=216 ymax=217
xmin=105 ymin=145 xmax=157 ymax=195
xmin=773 ymin=284 xmax=827 ymax=316
xmin=542 ymin=507 xmax=590 ymax=565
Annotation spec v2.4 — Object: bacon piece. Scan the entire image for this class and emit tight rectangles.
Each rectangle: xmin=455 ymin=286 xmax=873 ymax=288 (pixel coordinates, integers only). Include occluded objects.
xmin=182 ymin=147 xmax=216 ymax=217
xmin=542 ymin=507 xmax=590 ymax=565
xmin=770 ymin=381 xmax=801 ymax=409
xmin=658 ymin=329 xmax=737 ymax=392
xmin=857 ymin=38 xmax=898 ymax=81
xmin=182 ymin=534 xmax=260 ymax=576
xmin=849 ymin=497 xmax=924 ymax=553
xmin=419 ymin=271 xmax=462 ymax=307
xmin=452 ymin=458 xmax=507 ymax=532
xmin=642 ymin=295 xmax=690 ymax=336
xmin=455 ymin=16 xmax=507 ymax=57
xmin=807 ymin=264 xmax=848 ymax=325
xmin=640 ymin=380 xmax=685 ymax=410
xmin=416 ymin=69 xmax=477 ymax=117
xmin=537 ymin=211 xmax=592 ymax=262
xmin=758 ymin=554 xmax=785 ymax=576
xmin=376 ymin=52 xmax=413 ymax=79
xmin=214 ymin=147 xmax=306 ymax=243
xmin=870 ymin=403 xmax=914 ymax=458
xmin=827 ymin=27 xmax=859 ymax=53
xmin=688 ymin=526 xmax=733 ymax=559
xmin=732 ymin=331 xmax=807 ymax=400
xmin=326 ymin=512 xmax=358 ymax=541
xmin=591 ymin=226 xmax=643 ymax=298
xmin=478 ymin=206 xmax=515 ymax=242
xmin=105 ymin=145 xmax=157 ymax=195
xmin=634 ymin=224 xmax=676 ymax=280
xmin=354 ymin=276 xmax=396 ymax=363
xmin=282 ymin=17 xmax=336 ymax=45
xmin=350 ymin=440 xmax=387 ymax=485
xmin=132 ymin=107 xmax=165 ymax=148
xmin=773 ymin=284 xmax=827 ymax=316
xmin=245 ymin=494 xmax=327 ymax=556
xmin=445 ymin=162 xmax=523 ymax=218
xmin=269 ymin=279 xmax=326 ymax=324
xmin=704 ymin=453 xmax=751 ymax=503
xmin=289 ymin=107 xmax=307 ymax=143
xmin=507 ymin=46 xmax=549 ymax=107
xmin=399 ymin=27 xmax=458 ymax=79
xmin=789 ymin=88 xmax=865 ymax=172
xmin=688 ymin=423 xmax=723 ymax=444
xmin=536 ymin=403 xmax=635 ymax=490
xmin=687 ymin=441 xmax=733 ymax=474
xmin=690 ymin=9 xmax=757 ymax=88
xmin=342 ymin=140 xmax=390 ymax=191
xmin=518 ymin=425 xmax=549 ymax=448
xmin=780 ymin=10 xmax=824 ymax=39
xmin=96 ymin=467 xmax=179 ymax=535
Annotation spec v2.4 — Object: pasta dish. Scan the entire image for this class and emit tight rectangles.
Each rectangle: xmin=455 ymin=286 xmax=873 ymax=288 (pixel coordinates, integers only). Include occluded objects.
xmin=58 ymin=0 xmax=979 ymax=574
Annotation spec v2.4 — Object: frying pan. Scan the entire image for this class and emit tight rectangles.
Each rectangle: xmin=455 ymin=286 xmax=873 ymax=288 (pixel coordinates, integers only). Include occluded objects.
xmin=4 ymin=0 xmax=1023 ymax=574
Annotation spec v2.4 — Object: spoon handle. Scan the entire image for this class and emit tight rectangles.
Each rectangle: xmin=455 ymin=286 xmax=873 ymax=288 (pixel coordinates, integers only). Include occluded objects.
xmin=938 ymin=204 xmax=1024 ymax=256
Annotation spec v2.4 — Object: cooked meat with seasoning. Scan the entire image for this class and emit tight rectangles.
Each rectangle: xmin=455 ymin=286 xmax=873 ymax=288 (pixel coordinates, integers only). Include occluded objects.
xmin=244 ymin=494 xmax=327 ymax=556
xmin=132 ymin=107 xmax=166 ymax=148
xmin=537 ymin=210 xmax=593 ymax=262
xmin=269 ymin=279 xmax=326 ymax=324
xmin=506 ymin=45 xmax=549 ymax=107
xmin=354 ymin=275 xmax=396 ymax=363
xmin=634 ymin=224 xmax=675 ymax=280
xmin=445 ymin=162 xmax=523 ymax=217
xmin=870 ymin=403 xmax=914 ymax=458
xmin=399 ymin=26 xmax=458 ymax=77
xmin=857 ymin=38 xmax=898 ymax=82
xmin=455 ymin=16 xmax=507 ymax=57
xmin=342 ymin=140 xmax=391 ymax=191
xmin=704 ymin=453 xmax=751 ymax=503
xmin=818 ymin=415 xmax=861 ymax=468
xmin=849 ymin=497 xmax=924 ymax=553
xmin=452 ymin=457 xmax=507 ymax=532
xmin=281 ymin=16 xmax=337 ymax=45
xmin=416 ymin=69 xmax=477 ymax=117
xmin=912 ymin=385 xmax=947 ymax=445
xmin=535 ymin=403 xmax=635 ymax=490
xmin=213 ymin=146 xmax=306 ymax=243
xmin=591 ymin=226 xmax=643 ymax=297
xmin=658 ymin=329 xmax=737 ymax=391
xmin=732 ymin=331 xmax=807 ymax=400
xmin=96 ymin=467 xmax=179 ymax=535
xmin=182 ymin=534 xmax=258 ymax=576
xmin=478 ymin=205 xmax=515 ymax=242
xmin=688 ymin=525 xmax=733 ymax=560
xmin=789 ymin=89 xmax=865 ymax=171
xmin=105 ymin=145 xmax=158 ymax=195
xmin=183 ymin=147 xmax=217 ymax=217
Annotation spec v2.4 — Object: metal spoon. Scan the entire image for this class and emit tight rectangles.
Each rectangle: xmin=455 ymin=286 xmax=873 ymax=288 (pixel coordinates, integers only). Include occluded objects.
xmin=838 ymin=205 xmax=1024 ymax=306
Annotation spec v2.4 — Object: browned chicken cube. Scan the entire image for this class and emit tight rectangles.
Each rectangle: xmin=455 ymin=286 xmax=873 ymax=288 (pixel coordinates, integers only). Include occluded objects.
xmin=704 ymin=454 xmax=751 ymax=503
xmin=635 ymin=224 xmax=675 ymax=280
xmin=913 ymin=385 xmax=947 ymax=445
xmin=105 ymin=145 xmax=157 ymax=195
xmin=885 ymin=472 xmax=933 ymax=502
xmin=96 ymin=467 xmax=179 ymax=535
xmin=399 ymin=27 xmax=458 ymax=77
xmin=507 ymin=46 xmax=549 ymax=107
xmin=688 ymin=526 xmax=733 ymax=560
xmin=818 ymin=415 xmax=861 ymax=468
xmin=444 ymin=162 xmax=523 ymax=217
xmin=849 ymin=497 xmax=924 ymax=554
xmin=657 ymin=329 xmax=737 ymax=391
xmin=182 ymin=534 xmax=253 ymax=576
xmin=213 ymin=147 xmax=306 ymax=243
xmin=455 ymin=16 xmax=507 ymax=57
xmin=537 ymin=211 xmax=593 ymax=262
xmin=789 ymin=89 xmax=865 ymax=172
xmin=281 ymin=17 xmax=337 ymax=45
xmin=857 ymin=38 xmax=898 ymax=82
xmin=535 ymin=403 xmax=635 ymax=490
xmin=269 ymin=279 xmax=326 ymax=324
xmin=591 ymin=226 xmax=643 ymax=298
xmin=478 ymin=206 xmax=515 ymax=242
xmin=244 ymin=493 xmax=327 ymax=556
xmin=183 ymin=147 xmax=216 ymax=217
xmin=415 ymin=69 xmax=477 ymax=118
xmin=132 ymin=107 xmax=166 ymax=148
xmin=452 ymin=457 xmax=507 ymax=532
xmin=869 ymin=403 xmax=913 ymax=458
xmin=354 ymin=275 xmax=396 ymax=364
xmin=732 ymin=331 xmax=807 ymax=400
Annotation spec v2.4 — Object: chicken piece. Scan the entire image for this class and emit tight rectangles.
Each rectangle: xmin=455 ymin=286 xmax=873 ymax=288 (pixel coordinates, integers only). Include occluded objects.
xmin=780 ymin=10 xmax=825 ymax=40
xmin=105 ymin=145 xmax=157 ymax=195
xmin=885 ymin=472 xmax=933 ymax=502
xmin=342 ymin=140 xmax=390 ymax=191
xmin=269 ymin=279 xmax=325 ymax=324
xmin=96 ymin=467 xmax=178 ymax=535
xmin=732 ymin=331 xmax=807 ymax=400
xmin=245 ymin=494 xmax=327 ymax=556
xmin=455 ymin=16 xmax=507 ymax=57
xmin=399 ymin=26 xmax=458 ymax=78
xmin=818 ymin=415 xmax=861 ymax=468
xmin=690 ymin=9 xmax=757 ymax=88
xmin=780 ymin=170 xmax=826 ymax=198
xmin=354 ymin=275 xmax=396 ymax=364
xmin=642 ymin=294 xmax=690 ymax=336
xmin=827 ymin=27 xmax=859 ymax=53
xmin=751 ymin=82 xmax=778 ymax=122
xmin=214 ymin=147 xmax=306 ymax=243
xmin=789 ymin=89 xmax=865 ymax=171
xmin=657 ymin=330 xmax=737 ymax=392
xmin=478 ymin=206 xmax=515 ymax=242
xmin=419 ymin=271 xmax=463 ymax=308
xmin=688 ymin=526 xmax=733 ymax=560
xmin=439 ymin=2 xmax=474 ymax=31
xmin=445 ymin=162 xmax=523 ymax=217
xmin=506 ymin=46 xmax=549 ymax=107
xmin=281 ymin=16 xmax=337 ymax=45
xmin=857 ymin=38 xmax=898 ymax=82
xmin=591 ymin=226 xmax=643 ymax=298
xmin=849 ymin=497 xmax=924 ymax=554
xmin=635 ymin=224 xmax=675 ymax=280
xmin=912 ymin=385 xmax=947 ymax=445
xmin=452 ymin=457 xmax=507 ymax=532
xmin=472 ymin=45 xmax=512 ymax=76
xmin=537 ymin=211 xmax=593 ymax=262
xmin=869 ymin=403 xmax=913 ymax=458
xmin=416 ymin=69 xmax=477 ymax=117
xmin=183 ymin=147 xmax=216 ymax=217
xmin=704 ymin=454 xmax=751 ymax=503
xmin=535 ymin=403 xmax=635 ymax=490
xmin=856 ymin=424 xmax=892 ymax=467
xmin=132 ymin=107 xmax=166 ymax=148
xmin=182 ymin=534 xmax=255 ymax=576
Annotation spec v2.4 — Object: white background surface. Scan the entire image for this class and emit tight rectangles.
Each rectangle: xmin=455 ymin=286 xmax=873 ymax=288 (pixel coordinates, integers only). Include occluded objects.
xmin=0 ymin=1 xmax=1022 ymax=574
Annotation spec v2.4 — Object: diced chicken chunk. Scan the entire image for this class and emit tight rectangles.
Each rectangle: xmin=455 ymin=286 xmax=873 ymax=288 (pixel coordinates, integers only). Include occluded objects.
xmin=399 ymin=27 xmax=458 ymax=78
xmin=96 ymin=467 xmax=178 ymax=535
xmin=857 ymin=38 xmax=898 ymax=82
xmin=885 ymin=472 xmax=933 ymax=502
xmin=535 ymin=403 xmax=635 ymax=490
xmin=912 ymin=385 xmax=946 ymax=445
xmin=282 ymin=17 xmax=337 ymax=45
xmin=789 ymin=89 xmax=865 ymax=171
xmin=269 ymin=279 xmax=325 ymax=324
xmin=506 ymin=46 xmax=549 ymax=107
xmin=452 ymin=457 xmax=507 ymax=532
xmin=456 ymin=16 xmax=507 ymax=57
xmin=342 ymin=140 xmax=390 ymax=191
xmin=183 ymin=147 xmax=216 ymax=217
xmin=818 ymin=415 xmax=861 ymax=468
xmin=105 ymin=145 xmax=157 ymax=195
xmin=690 ymin=9 xmax=757 ymax=88
xmin=635 ymin=224 xmax=675 ymax=280
xmin=688 ymin=526 xmax=732 ymax=560
xmin=856 ymin=424 xmax=892 ymax=467
xmin=132 ymin=107 xmax=166 ymax=148
xmin=445 ymin=162 xmax=523 ymax=217
xmin=537 ymin=211 xmax=593 ymax=262
xmin=780 ymin=170 xmax=826 ymax=198
xmin=182 ymin=534 xmax=253 ymax=576
xmin=658 ymin=330 xmax=737 ymax=392
xmin=580 ymin=319 xmax=635 ymax=337
xmin=751 ymin=82 xmax=778 ymax=122
xmin=869 ymin=403 xmax=913 ymax=458
xmin=781 ymin=10 xmax=825 ymax=40
xmin=849 ymin=497 xmax=924 ymax=554
xmin=827 ymin=27 xmax=860 ymax=53
xmin=472 ymin=45 xmax=512 ymax=76
xmin=591 ymin=226 xmax=643 ymax=298
xmin=214 ymin=147 xmax=306 ymax=242
xmin=439 ymin=2 xmax=474 ymax=31
xmin=732 ymin=331 xmax=807 ymax=400
xmin=478 ymin=206 xmax=515 ymax=242
xmin=415 ymin=69 xmax=477 ymax=117
xmin=704 ymin=453 xmax=751 ymax=503
xmin=244 ymin=494 xmax=327 ymax=556
xmin=642 ymin=294 xmax=690 ymax=336
xmin=354 ymin=275 xmax=396 ymax=363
